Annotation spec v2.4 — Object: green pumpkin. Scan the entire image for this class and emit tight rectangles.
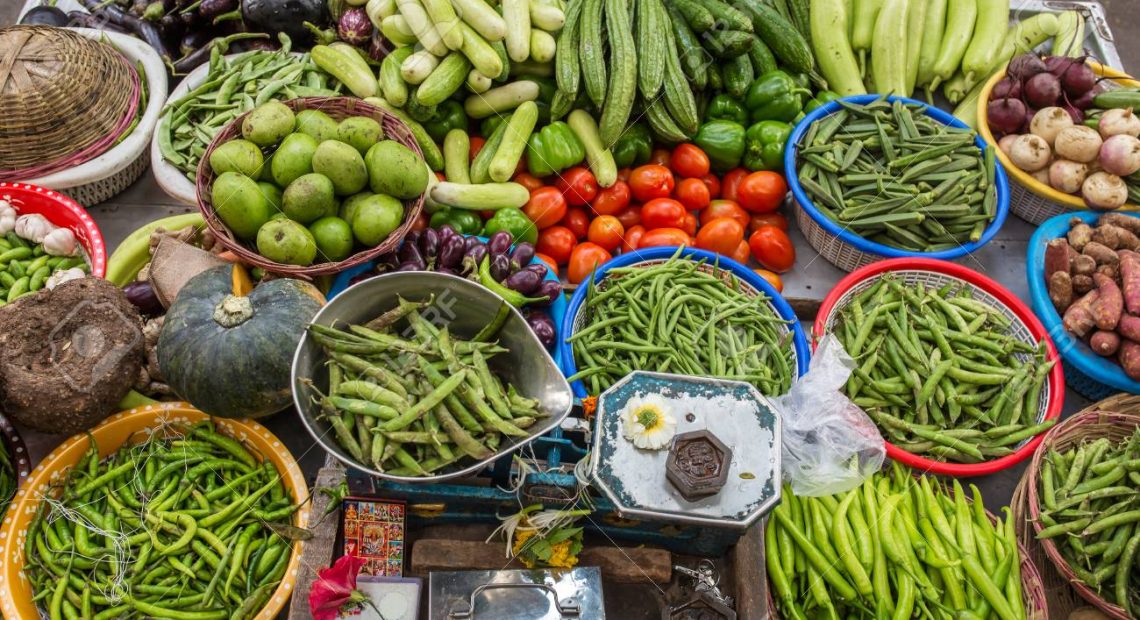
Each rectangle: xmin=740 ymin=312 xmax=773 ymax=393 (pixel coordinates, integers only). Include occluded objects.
xmin=158 ymin=264 xmax=324 ymax=418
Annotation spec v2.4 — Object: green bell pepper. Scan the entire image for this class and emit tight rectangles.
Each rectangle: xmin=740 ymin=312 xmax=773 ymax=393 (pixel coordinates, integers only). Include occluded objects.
xmin=430 ymin=208 xmax=483 ymax=235
xmin=805 ymin=90 xmax=841 ymax=114
xmin=610 ymin=122 xmax=652 ymax=169
xmin=745 ymin=71 xmax=812 ymax=124
xmin=693 ymin=120 xmax=746 ymax=172
xmin=424 ymin=100 xmax=468 ymax=144
xmin=533 ymin=78 xmax=558 ymax=124
xmin=705 ymin=94 xmax=749 ymax=125
xmin=527 ymin=121 xmax=586 ymax=177
xmin=482 ymin=207 xmax=537 ymax=245
xmin=743 ymin=120 xmax=792 ymax=172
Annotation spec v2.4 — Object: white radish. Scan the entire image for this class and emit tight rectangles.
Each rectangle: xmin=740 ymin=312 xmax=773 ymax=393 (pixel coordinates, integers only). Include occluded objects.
xmin=1048 ymin=160 xmax=1089 ymax=194
xmin=1098 ymin=134 xmax=1140 ymax=177
xmin=1030 ymin=107 xmax=1075 ymax=146
xmin=1054 ymin=125 xmax=1103 ymax=163
xmin=1010 ymin=134 xmax=1053 ymax=172
xmin=1098 ymin=108 xmax=1140 ymax=139
xmin=1082 ymin=171 xmax=1129 ymax=210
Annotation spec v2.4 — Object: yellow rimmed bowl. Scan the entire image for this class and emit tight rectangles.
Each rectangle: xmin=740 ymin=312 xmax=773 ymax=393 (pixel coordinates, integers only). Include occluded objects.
xmin=978 ymin=61 xmax=1140 ymax=224
xmin=0 ymin=403 xmax=310 ymax=620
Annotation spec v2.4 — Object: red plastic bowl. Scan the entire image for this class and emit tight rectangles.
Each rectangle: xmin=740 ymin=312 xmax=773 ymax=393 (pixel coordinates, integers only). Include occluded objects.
xmin=0 ymin=183 xmax=106 ymax=278
xmin=812 ymin=258 xmax=1065 ymax=476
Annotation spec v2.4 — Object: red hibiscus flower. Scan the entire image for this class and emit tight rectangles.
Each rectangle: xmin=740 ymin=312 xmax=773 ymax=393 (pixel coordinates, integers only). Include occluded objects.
xmin=309 ymin=555 xmax=371 ymax=620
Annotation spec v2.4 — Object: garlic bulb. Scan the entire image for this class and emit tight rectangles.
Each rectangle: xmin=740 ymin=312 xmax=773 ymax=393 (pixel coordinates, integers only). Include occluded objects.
xmin=42 ymin=228 xmax=78 ymax=257
xmin=14 ymin=214 xmax=55 ymax=243
xmin=45 ymin=268 xmax=85 ymax=290
xmin=0 ymin=203 xmax=15 ymax=235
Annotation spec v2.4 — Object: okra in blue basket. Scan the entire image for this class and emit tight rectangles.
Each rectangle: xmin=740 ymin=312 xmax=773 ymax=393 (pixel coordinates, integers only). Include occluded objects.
xmin=797 ymin=97 xmax=999 ymax=252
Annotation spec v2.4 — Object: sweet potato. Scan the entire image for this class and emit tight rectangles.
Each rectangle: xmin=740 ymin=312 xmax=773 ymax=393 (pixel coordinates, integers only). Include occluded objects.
xmin=1098 ymin=213 xmax=1140 ymax=236
xmin=1120 ymin=250 xmax=1140 ymax=315
xmin=1073 ymin=274 xmax=1096 ymax=295
xmin=1073 ymin=254 xmax=1097 ymax=276
xmin=1068 ymin=220 xmax=1094 ymax=250
xmin=1090 ymin=330 xmax=1121 ymax=356
xmin=1118 ymin=314 xmax=1140 ymax=341
xmin=1082 ymin=241 xmax=1120 ymax=267
xmin=1048 ymin=271 xmax=1074 ymax=312
xmin=1045 ymin=239 xmax=1072 ymax=278
xmin=1064 ymin=290 xmax=1100 ymax=337
xmin=1097 ymin=263 xmax=1119 ymax=280
xmin=1093 ymin=273 xmax=1124 ymax=330
xmin=1091 ymin=224 xmax=1140 ymax=250
xmin=1119 ymin=339 xmax=1140 ymax=380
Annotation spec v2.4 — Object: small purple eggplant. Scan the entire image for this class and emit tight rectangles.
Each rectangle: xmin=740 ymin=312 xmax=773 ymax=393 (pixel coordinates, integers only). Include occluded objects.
xmin=436 ymin=266 xmax=457 ymax=276
xmin=487 ymin=231 xmax=513 ymax=255
xmin=503 ymin=269 xmax=542 ymax=294
xmin=532 ymin=279 xmax=563 ymax=306
xmin=398 ymin=240 xmax=423 ymax=266
xmin=524 ymin=263 xmax=548 ymax=279
xmin=419 ymin=228 xmax=440 ymax=262
xmin=510 ymin=242 xmax=536 ymax=270
xmin=439 ymin=235 xmax=466 ymax=269
xmin=437 ymin=224 xmax=458 ymax=242
xmin=338 ymin=7 xmax=372 ymax=46
xmin=123 ymin=281 xmax=163 ymax=316
xmin=525 ymin=311 xmax=556 ymax=348
xmin=395 ymin=261 xmax=422 ymax=272
xmin=462 ymin=244 xmax=489 ymax=275
xmin=490 ymin=253 xmax=512 ymax=282
xmin=464 ymin=236 xmax=483 ymax=252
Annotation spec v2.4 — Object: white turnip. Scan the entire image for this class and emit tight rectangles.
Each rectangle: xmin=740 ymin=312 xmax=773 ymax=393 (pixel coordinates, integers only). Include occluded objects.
xmin=998 ymin=134 xmax=1019 ymax=157
xmin=1098 ymin=108 xmax=1140 ymax=138
xmin=1099 ymin=134 xmax=1140 ymax=176
xmin=1030 ymin=107 xmax=1075 ymax=146
xmin=1048 ymin=160 xmax=1089 ymax=193
xmin=1082 ymin=172 xmax=1129 ymax=210
xmin=1054 ymin=125 xmax=1103 ymax=163
xmin=1010 ymin=134 xmax=1053 ymax=172
xmin=1031 ymin=168 xmax=1051 ymax=185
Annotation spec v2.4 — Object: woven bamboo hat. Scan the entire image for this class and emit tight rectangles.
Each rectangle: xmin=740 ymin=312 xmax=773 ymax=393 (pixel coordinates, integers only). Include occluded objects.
xmin=0 ymin=26 xmax=136 ymax=175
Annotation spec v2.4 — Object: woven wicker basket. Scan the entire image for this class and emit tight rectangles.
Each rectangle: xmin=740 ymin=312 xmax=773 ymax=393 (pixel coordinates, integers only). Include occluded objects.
xmin=196 ymin=97 xmax=425 ymax=277
xmin=1020 ymin=406 xmax=1140 ymax=619
xmin=0 ymin=26 xmax=139 ymax=180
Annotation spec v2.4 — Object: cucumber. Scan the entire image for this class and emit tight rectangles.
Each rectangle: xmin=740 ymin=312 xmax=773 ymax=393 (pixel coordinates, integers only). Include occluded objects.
xmin=467 ymin=69 xmax=492 ymax=93
xmin=667 ymin=5 xmax=708 ymax=91
xmin=567 ymin=110 xmax=617 ymax=188
xmin=697 ymin=0 xmax=753 ymax=32
xmin=748 ymin=38 xmax=778 ymax=77
xmin=457 ymin=21 xmax=504 ymax=78
xmin=396 ymin=0 xmax=448 ymax=56
xmin=469 ymin=113 xmax=509 ymax=183
xmin=739 ymin=1 xmax=816 ymax=73
xmin=661 ymin=17 xmax=700 ymax=134
xmin=489 ymin=101 xmax=539 ymax=182
xmin=723 ymin=53 xmax=754 ymax=99
xmin=674 ymin=0 xmax=715 ymax=33
xmin=415 ymin=52 xmax=471 ymax=105
xmin=644 ymin=101 xmax=689 ymax=144
xmin=706 ymin=29 xmax=753 ymax=59
xmin=443 ymin=129 xmax=471 ymax=184
xmin=430 ymin=182 xmax=530 ymax=210
xmin=421 ymin=0 xmax=463 ymax=49
xmin=549 ymin=89 xmax=574 ymax=121
xmin=787 ymin=0 xmax=812 ymax=43
xmin=707 ymin=63 xmax=723 ymax=91
xmin=530 ymin=3 xmax=565 ymax=30
xmin=380 ymin=15 xmax=419 ymax=45
xmin=464 ymin=80 xmax=541 ymax=118
xmin=530 ymin=30 xmax=557 ymax=63
xmin=600 ymin=0 xmax=637 ymax=146
xmin=311 ymin=45 xmax=377 ymax=98
xmin=364 ymin=97 xmax=444 ymax=171
xmin=490 ymin=40 xmax=511 ymax=81
xmin=379 ymin=46 xmax=414 ymax=106
xmin=636 ymin=0 xmax=666 ymax=98
xmin=579 ymin=0 xmax=607 ymax=107
xmin=503 ymin=0 xmax=531 ymax=62
xmin=450 ymin=0 xmax=507 ymax=42
xmin=401 ymin=50 xmax=440 ymax=84
xmin=555 ymin=0 xmax=584 ymax=96
xmin=403 ymin=92 xmax=437 ymax=122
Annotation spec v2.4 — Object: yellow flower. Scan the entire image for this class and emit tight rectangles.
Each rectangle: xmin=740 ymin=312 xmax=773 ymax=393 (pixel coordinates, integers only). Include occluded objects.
xmin=512 ymin=529 xmax=537 ymax=568
xmin=548 ymin=540 xmax=579 ymax=568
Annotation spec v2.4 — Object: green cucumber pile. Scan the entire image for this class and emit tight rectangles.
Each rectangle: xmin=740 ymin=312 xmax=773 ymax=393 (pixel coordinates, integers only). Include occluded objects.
xmin=768 ymin=464 xmax=1030 ymax=620
xmin=832 ymin=273 xmax=1056 ymax=463
xmin=1035 ymin=426 xmax=1140 ymax=615
xmin=25 ymin=421 xmax=297 ymax=620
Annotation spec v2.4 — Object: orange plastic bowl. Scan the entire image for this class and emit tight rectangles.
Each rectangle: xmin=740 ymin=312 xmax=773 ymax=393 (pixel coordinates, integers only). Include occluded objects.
xmin=0 ymin=403 xmax=310 ymax=620
xmin=0 ymin=182 xmax=107 ymax=278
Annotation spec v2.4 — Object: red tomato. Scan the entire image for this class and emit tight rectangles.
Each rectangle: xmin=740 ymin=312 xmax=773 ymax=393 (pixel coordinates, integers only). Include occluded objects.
xmin=649 ymin=148 xmax=671 ymax=167
xmin=749 ymin=226 xmax=796 ymax=273
xmin=695 ymin=217 xmax=745 ymax=256
xmin=587 ymin=215 xmax=624 ymax=252
xmin=671 ymin=143 xmax=711 ymax=178
xmin=754 ymin=268 xmax=784 ymax=292
xmin=675 ymin=178 xmax=711 ymax=211
xmin=737 ymin=171 xmax=788 ymax=213
xmin=591 ymin=180 xmax=631 ymax=216
xmin=615 ymin=205 xmax=642 ymax=229
xmin=556 ymin=167 xmax=599 ymax=206
xmin=731 ymin=240 xmax=750 ymax=264
xmin=617 ymin=168 xmax=632 ymax=184
xmin=435 ymin=172 xmax=446 ymax=181
xmin=641 ymin=198 xmax=687 ymax=229
xmin=681 ymin=212 xmax=697 ymax=236
xmin=720 ymin=168 xmax=749 ymax=203
xmin=523 ymin=187 xmax=568 ymax=229
xmin=621 ymin=225 xmax=646 ymax=254
xmin=629 ymin=165 xmax=675 ymax=202
xmin=750 ymin=212 xmax=789 ymax=232
xmin=561 ymin=207 xmax=590 ymax=240
xmin=410 ymin=211 xmax=429 ymax=232
xmin=700 ymin=199 xmax=750 ymax=229
xmin=469 ymin=136 xmax=486 ymax=161
xmin=537 ymin=226 xmax=578 ymax=265
xmin=638 ymin=227 xmax=693 ymax=249
xmin=568 ymin=242 xmax=613 ymax=284
xmin=535 ymin=252 xmax=559 ymax=271
xmin=700 ymin=173 xmax=721 ymax=199
xmin=513 ymin=172 xmax=545 ymax=193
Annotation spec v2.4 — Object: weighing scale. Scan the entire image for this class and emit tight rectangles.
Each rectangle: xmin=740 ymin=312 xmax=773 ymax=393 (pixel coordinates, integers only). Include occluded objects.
xmin=428 ymin=567 xmax=605 ymax=619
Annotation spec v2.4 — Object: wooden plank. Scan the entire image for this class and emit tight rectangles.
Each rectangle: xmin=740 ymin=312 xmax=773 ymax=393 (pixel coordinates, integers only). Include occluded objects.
xmin=288 ymin=456 xmax=346 ymax=620
xmin=729 ymin=521 xmax=768 ymax=620
xmin=411 ymin=538 xmax=673 ymax=583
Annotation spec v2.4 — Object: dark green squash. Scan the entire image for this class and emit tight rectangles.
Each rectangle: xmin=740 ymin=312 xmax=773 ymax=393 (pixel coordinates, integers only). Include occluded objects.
xmin=158 ymin=264 xmax=324 ymax=418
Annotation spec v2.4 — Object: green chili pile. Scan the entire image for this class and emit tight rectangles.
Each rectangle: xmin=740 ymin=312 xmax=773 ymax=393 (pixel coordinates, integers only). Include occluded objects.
xmin=0 ymin=433 xmax=16 ymax=518
xmin=25 ymin=420 xmax=297 ymax=620
xmin=1036 ymin=427 xmax=1140 ymax=615
xmin=566 ymin=253 xmax=795 ymax=396
xmin=797 ymin=97 xmax=998 ymax=252
xmin=835 ymin=274 xmax=1056 ymax=463
xmin=307 ymin=296 xmax=546 ymax=477
xmin=158 ymin=34 xmax=341 ymax=179
xmin=768 ymin=463 xmax=1028 ymax=620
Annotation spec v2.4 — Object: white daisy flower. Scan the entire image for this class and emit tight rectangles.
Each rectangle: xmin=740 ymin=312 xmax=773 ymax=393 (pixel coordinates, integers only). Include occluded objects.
xmin=620 ymin=394 xmax=677 ymax=450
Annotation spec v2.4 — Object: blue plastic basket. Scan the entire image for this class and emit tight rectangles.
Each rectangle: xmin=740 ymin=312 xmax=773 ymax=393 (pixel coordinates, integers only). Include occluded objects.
xmin=784 ymin=94 xmax=1011 ymax=273
xmin=558 ymin=246 xmax=811 ymax=399
xmin=328 ymin=240 xmax=569 ymax=370
xmin=1027 ymin=211 xmax=1140 ymax=400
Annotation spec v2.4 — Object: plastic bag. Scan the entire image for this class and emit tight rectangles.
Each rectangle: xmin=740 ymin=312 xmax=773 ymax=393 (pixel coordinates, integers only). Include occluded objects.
xmin=774 ymin=334 xmax=885 ymax=497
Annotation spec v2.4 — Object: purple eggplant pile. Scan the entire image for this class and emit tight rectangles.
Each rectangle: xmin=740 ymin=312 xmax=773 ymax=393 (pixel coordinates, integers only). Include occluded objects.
xmin=355 ymin=225 xmax=564 ymax=348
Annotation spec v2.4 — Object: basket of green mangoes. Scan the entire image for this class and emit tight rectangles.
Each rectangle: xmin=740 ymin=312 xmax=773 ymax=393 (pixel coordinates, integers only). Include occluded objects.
xmin=196 ymin=97 xmax=428 ymax=276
